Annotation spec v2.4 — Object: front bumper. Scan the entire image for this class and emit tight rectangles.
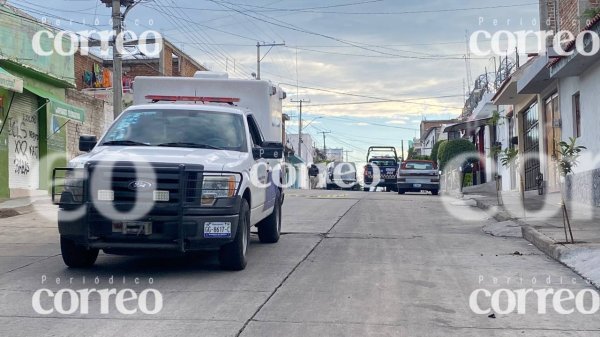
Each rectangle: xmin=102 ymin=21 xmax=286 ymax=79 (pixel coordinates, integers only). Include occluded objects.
xmin=59 ymin=196 xmax=242 ymax=252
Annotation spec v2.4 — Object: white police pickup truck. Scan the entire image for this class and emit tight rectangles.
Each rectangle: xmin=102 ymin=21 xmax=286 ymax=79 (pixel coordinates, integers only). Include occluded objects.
xmin=53 ymin=72 xmax=286 ymax=270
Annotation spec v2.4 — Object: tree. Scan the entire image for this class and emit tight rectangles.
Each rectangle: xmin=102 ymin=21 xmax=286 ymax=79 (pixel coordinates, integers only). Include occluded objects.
xmin=437 ymin=141 xmax=448 ymax=166
xmin=438 ymin=139 xmax=477 ymax=171
xmin=498 ymin=147 xmax=519 ymax=206
xmin=557 ymin=137 xmax=586 ymax=244
xmin=314 ymin=148 xmax=327 ymax=163
xmin=407 ymin=147 xmax=431 ymax=161
xmin=431 ymin=140 xmax=446 ymax=165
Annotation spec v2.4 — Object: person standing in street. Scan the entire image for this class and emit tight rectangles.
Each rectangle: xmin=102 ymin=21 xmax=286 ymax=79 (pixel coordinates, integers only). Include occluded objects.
xmin=308 ymin=164 xmax=319 ymax=189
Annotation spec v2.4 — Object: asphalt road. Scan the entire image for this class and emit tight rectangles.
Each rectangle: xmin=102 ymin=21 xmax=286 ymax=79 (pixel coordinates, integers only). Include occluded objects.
xmin=1 ymin=190 xmax=599 ymax=336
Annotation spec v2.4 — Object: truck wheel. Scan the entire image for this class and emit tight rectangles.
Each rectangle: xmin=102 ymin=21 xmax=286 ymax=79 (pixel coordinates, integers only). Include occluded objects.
xmin=398 ymin=189 xmax=406 ymax=195
xmin=219 ymin=199 xmax=250 ymax=271
xmin=431 ymin=190 xmax=439 ymax=196
xmin=363 ymin=187 xmax=370 ymax=192
xmin=257 ymin=195 xmax=281 ymax=244
xmin=60 ymin=236 xmax=99 ymax=268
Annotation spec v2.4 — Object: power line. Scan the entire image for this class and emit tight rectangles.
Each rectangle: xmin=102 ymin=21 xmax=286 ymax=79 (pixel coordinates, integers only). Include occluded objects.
xmin=157 ymin=2 xmax=538 ymax=15
xmin=149 ymin=0 xmax=253 ymax=78
xmin=205 ymin=0 xmax=473 ymax=60
xmin=279 ymin=83 xmax=463 ymax=110
xmin=289 ymin=46 xmax=487 ymax=60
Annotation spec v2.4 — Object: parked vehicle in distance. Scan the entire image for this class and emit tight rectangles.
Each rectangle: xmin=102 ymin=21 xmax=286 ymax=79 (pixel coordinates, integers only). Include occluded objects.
xmin=363 ymin=146 xmax=400 ymax=192
xmin=326 ymin=162 xmax=359 ymax=190
xmin=53 ymin=72 xmax=286 ymax=271
xmin=397 ymin=160 xmax=440 ymax=195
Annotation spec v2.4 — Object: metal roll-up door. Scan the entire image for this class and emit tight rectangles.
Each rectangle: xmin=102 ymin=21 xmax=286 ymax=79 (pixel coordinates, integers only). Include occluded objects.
xmin=7 ymin=91 xmax=40 ymax=190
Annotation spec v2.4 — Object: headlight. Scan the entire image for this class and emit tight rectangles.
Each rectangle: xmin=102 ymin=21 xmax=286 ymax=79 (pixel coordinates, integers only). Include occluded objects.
xmin=63 ymin=169 xmax=86 ymax=203
xmin=201 ymin=175 xmax=237 ymax=206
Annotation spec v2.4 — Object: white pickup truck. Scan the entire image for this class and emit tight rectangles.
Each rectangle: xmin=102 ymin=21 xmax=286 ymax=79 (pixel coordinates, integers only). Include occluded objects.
xmin=54 ymin=72 xmax=286 ymax=270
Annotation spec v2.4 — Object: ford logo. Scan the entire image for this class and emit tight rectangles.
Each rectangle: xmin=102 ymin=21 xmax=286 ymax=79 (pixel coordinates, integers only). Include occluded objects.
xmin=128 ymin=180 xmax=153 ymax=191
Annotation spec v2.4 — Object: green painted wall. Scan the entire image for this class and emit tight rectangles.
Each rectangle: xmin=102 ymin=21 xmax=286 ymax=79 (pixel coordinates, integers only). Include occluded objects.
xmin=0 ymin=5 xmax=75 ymax=86
xmin=0 ymin=89 xmax=10 ymax=198
xmin=0 ymin=72 xmax=68 ymax=195
xmin=19 ymin=76 xmax=68 ymax=192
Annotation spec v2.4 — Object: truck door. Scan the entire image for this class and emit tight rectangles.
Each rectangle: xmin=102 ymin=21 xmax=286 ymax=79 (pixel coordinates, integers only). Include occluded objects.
xmin=247 ymin=115 xmax=269 ymax=217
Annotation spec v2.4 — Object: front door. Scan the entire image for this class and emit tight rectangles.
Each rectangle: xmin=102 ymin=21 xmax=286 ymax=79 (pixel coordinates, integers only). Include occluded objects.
xmin=544 ymin=93 xmax=561 ymax=192
xmin=523 ymin=102 xmax=540 ymax=191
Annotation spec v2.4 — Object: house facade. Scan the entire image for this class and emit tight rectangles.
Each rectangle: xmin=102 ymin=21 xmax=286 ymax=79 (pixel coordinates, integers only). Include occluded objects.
xmin=0 ymin=3 xmax=112 ymax=198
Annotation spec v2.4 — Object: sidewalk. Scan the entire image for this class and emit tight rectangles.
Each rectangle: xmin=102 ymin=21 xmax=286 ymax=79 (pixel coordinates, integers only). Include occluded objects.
xmin=459 ymin=189 xmax=600 ymax=287
xmin=0 ymin=195 xmax=51 ymax=218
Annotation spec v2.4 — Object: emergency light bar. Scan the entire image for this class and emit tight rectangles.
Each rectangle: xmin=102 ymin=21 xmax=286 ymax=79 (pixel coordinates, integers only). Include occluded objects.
xmin=145 ymin=95 xmax=240 ymax=104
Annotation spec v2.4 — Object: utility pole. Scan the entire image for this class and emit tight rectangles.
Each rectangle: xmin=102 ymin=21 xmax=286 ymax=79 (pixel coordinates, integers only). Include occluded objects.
xmin=111 ymin=0 xmax=123 ymax=118
xmin=103 ymin=0 xmax=135 ymax=118
xmin=401 ymin=140 xmax=405 ymax=161
xmin=318 ymin=131 xmax=332 ymax=160
xmin=291 ymin=98 xmax=310 ymax=158
xmin=256 ymin=42 xmax=285 ymax=80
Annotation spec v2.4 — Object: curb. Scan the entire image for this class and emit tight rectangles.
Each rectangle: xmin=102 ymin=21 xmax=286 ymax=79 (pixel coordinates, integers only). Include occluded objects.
xmin=472 ymin=199 xmax=513 ymax=222
xmin=521 ymin=225 xmax=570 ymax=261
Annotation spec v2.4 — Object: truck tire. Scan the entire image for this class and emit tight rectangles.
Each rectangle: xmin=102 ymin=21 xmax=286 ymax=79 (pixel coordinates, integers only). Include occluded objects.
xmin=363 ymin=187 xmax=370 ymax=192
xmin=398 ymin=189 xmax=406 ymax=195
xmin=60 ymin=236 xmax=99 ymax=268
xmin=431 ymin=190 xmax=439 ymax=196
xmin=219 ymin=199 xmax=250 ymax=271
xmin=257 ymin=195 xmax=281 ymax=244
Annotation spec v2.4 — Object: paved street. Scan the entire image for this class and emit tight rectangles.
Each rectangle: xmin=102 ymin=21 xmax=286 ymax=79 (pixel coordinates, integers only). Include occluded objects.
xmin=1 ymin=190 xmax=599 ymax=336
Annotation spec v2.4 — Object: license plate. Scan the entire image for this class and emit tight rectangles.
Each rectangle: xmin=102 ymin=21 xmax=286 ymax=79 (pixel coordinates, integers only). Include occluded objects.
xmin=204 ymin=222 xmax=232 ymax=238
xmin=413 ymin=184 xmax=422 ymax=188
xmin=386 ymin=168 xmax=396 ymax=174
xmin=114 ymin=221 xmax=152 ymax=235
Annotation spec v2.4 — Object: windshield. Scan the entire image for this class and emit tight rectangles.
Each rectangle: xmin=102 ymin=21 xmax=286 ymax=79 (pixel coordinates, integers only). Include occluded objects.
xmin=404 ymin=162 xmax=434 ymax=170
xmin=369 ymin=160 xmax=396 ymax=167
xmin=101 ymin=109 xmax=248 ymax=152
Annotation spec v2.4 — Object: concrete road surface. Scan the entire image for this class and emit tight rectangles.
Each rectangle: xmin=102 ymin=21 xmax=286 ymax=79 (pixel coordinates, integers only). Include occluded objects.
xmin=0 ymin=190 xmax=599 ymax=336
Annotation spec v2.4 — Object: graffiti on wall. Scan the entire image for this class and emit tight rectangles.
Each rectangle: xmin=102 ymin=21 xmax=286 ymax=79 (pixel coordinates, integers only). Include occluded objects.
xmin=7 ymin=114 xmax=39 ymax=176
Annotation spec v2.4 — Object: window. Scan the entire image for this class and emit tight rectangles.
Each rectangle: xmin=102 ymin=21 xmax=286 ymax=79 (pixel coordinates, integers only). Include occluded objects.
xmin=573 ymin=92 xmax=581 ymax=138
xmin=246 ymin=115 xmax=264 ymax=147
xmin=404 ymin=161 xmax=433 ymax=170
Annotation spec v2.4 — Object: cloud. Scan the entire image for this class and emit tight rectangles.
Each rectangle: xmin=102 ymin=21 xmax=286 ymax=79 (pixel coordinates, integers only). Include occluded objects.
xmin=386 ymin=120 xmax=407 ymax=125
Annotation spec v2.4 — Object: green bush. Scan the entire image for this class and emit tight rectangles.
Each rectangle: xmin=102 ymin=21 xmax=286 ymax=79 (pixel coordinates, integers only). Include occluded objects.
xmin=437 ymin=141 xmax=448 ymax=165
xmin=431 ymin=140 xmax=446 ymax=164
xmin=438 ymin=139 xmax=477 ymax=170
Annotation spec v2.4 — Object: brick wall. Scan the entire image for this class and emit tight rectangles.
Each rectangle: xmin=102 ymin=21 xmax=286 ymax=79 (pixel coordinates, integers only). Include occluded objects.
xmin=559 ymin=0 xmax=580 ymax=36
xmin=556 ymin=0 xmax=600 ymax=36
xmin=123 ymin=63 xmax=161 ymax=78
xmin=74 ymin=52 xmax=103 ymax=90
xmin=64 ymin=89 xmax=113 ymax=160
xmin=180 ymin=57 xmax=202 ymax=77
xmin=161 ymin=44 xmax=174 ymax=76
xmin=75 ymin=47 xmax=205 ymax=88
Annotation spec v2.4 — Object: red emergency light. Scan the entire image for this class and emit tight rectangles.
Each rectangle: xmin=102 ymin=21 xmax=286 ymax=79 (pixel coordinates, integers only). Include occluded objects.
xmin=145 ymin=95 xmax=240 ymax=104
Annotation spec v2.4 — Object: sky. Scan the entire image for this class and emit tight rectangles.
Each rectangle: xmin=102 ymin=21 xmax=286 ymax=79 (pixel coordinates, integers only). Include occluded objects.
xmin=11 ymin=0 xmax=540 ymax=163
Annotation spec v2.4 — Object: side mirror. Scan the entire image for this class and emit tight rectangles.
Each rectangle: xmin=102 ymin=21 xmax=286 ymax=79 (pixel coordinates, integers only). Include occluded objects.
xmin=79 ymin=135 xmax=97 ymax=152
xmin=253 ymin=142 xmax=284 ymax=160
